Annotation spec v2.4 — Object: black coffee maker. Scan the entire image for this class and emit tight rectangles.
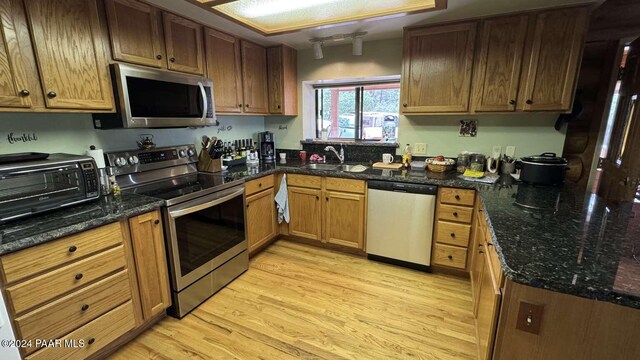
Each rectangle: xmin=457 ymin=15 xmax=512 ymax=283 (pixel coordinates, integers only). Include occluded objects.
xmin=258 ymin=131 xmax=275 ymax=162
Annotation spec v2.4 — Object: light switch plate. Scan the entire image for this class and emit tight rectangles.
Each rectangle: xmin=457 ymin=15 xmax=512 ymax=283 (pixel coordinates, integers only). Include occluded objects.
xmin=506 ymin=146 xmax=516 ymax=158
xmin=516 ymin=301 xmax=544 ymax=334
xmin=414 ymin=143 xmax=427 ymax=155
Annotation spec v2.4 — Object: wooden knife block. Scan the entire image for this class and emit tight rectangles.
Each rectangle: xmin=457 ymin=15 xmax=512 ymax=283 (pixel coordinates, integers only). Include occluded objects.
xmin=197 ymin=149 xmax=222 ymax=173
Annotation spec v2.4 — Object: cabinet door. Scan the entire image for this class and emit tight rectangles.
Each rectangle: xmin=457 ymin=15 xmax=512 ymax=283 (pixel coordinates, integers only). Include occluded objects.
xmin=471 ymin=16 xmax=528 ymax=112
xmin=204 ymin=28 xmax=243 ymax=113
xmin=246 ymin=188 xmax=277 ymax=253
xmin=128 ymin=211 xmax=171 ymax=320
xmin=288 ymin=187 xmax=322 ymax=241
xmin=470 ymin=222 xmax=485 ymax=317
xmin=162 ymin=12 xmax=204 ymax=75
xmin=518 ymin=7 xmax=589 ymax=112
xmin=476 ymin=251 xmax=501 ymax=360
xmin=24 ymin=0 xmax=114 ymax=110
xmin=324 ymin=191 xmax=365 ymax=249
xmin=267 ymin=45 xmax=298 ymax=115
xmin=104 ymin=0 xmax=165 ymax=68
xmin=401 ymin=22 xmax=477 ymax=113
xmin=241 ymin=40 xmax=269 ymax=114
xmin=0 ymin=0 xmax=36 ymax=108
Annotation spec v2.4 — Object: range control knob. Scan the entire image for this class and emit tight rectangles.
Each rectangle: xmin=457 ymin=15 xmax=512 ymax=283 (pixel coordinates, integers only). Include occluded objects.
xmin=128 ymin=155 xmax=139 ymax=165
xmin=115 ymin=157 xmax=127 ymax=167
xmin=178 ymin=149 xmax=186 ymax=158
xmin=187 ymin=148 xmax=195 ymax=157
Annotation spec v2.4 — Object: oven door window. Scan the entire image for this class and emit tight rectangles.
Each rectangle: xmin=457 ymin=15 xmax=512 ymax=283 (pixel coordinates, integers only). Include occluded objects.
xmin=126 ymin=77 xmax=204 ymax=118
xmin=174 ymin=193 xmax=245 ymax=277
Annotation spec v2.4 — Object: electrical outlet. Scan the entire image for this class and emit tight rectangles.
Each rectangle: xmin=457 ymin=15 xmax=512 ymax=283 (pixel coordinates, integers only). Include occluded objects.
xmin=506 ymin=146 xmax=516 ymax=157
xmin=492 ymin=146 xmax=502 ymax=157
xmin=414 ymin=143 xmax=427 ymax=155
xmin=516 ymin=301 xmax=544 ymax=334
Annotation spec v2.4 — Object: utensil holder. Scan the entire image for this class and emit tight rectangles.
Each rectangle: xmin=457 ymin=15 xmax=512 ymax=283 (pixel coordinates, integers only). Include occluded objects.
xmin=197 ymin=149 xmax=222 ymax=173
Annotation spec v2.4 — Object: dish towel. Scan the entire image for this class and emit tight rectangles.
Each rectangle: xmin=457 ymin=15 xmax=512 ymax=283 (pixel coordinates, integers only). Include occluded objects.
xmin=274 ymin=174 xmax=290 ymax=224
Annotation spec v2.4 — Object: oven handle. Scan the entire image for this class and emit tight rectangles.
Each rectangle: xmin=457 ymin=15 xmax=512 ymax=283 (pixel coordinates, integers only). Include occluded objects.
xmin=198 ymin=81 xmax=208 ymax=122
xmin=168 ymin=187 xmax=244 ymax=218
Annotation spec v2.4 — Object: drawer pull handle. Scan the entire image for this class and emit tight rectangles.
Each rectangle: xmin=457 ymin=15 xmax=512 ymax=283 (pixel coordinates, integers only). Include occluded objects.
xmin=156 ymin=54 xmax=162 ymax=60
xmin=75 ymin=273 xmax=83 ymax=280
xmin=509 ymin=99 xmax=516 ymax=105
xmin=455 ymin=195 xmax=461 ymax=200
xmin=452 ymin=212 xmax=458 ymax=217
xmin=19 ymin=89 xmax=30 ymax=96
xmin=81 ymin=304 xmax=89 ymax=311
xmin=487 ymin=242 xmax=493 ymax=247
xmin=259 ymin=183 xmax=262 ymax=187
xmin=154 ymin=219 xmax=160 ymax=225
xmin=169 ymin=57 xmax=176 ymax=62
xmin=47 ymin=91 xmax=57 ymax=98
xmin=479 ymin=250 xmax=484 ymax=254
xmin=450 ymin=233 xmax=456 ymax=238
xmin=526 ymin=99 xmax=533 ymax=104
xmin=68 ymin=245 xmax=77 ymax=253
xmin=87 ymin=338 xmax=95 ymax=345
xmin=447 ymin=255 xmax=453 ymax=260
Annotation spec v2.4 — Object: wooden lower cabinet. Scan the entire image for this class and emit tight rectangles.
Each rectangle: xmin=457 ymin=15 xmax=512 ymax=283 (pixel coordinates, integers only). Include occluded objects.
xmin=128 ymin=210 xmax=171 ymax=321
xmin=247 ymin=187 xmax=277 ymax=253
xmin=324 ymin=190 xmax=365 ymax=249
xmin=288 ymin=186 xmax=323 ymax=241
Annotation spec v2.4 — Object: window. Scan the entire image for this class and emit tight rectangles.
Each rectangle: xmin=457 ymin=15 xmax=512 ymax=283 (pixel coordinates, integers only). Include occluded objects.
xmin=315 ymin=81 xmax=400 ymax=141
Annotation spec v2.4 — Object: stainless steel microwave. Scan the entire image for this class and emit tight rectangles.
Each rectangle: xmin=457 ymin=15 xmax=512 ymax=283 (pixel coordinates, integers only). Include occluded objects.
xmin=93 ymin=63 xmax=217 ymax=129
xmin=0 ymin=154 xmax=100 ymax=223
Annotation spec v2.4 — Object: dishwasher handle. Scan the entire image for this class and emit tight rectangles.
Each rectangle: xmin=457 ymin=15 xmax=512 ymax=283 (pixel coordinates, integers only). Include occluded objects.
xmin=368 ymin=180 xmax=437 ymax=195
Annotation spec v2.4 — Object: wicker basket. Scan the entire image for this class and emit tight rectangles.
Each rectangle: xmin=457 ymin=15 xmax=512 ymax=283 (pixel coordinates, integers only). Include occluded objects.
xmin=427 ymin=163 xmax=454 ymax=173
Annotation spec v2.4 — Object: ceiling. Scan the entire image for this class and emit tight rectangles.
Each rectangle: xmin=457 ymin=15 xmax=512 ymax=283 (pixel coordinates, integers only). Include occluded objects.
xmin=148 ymin=0 xmax=600 ymax=50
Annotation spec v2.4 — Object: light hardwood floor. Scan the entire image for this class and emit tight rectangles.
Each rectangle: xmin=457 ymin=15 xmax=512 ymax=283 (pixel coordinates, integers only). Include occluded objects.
xmin=109 ymin=240 xmax=478 ymax=359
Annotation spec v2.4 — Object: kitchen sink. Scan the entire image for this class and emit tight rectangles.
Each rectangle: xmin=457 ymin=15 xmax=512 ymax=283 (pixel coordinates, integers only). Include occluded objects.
xmin=303 ymin=163 xmax=339 ymax=171
xmin=338 ymin=164 xmax=368 ymax=173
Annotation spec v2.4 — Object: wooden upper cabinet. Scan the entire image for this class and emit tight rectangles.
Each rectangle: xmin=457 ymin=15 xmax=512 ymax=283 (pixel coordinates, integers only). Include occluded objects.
xmin=471 ymin=16 xmax=528 ymax=112
xmin=204 ymin=28 xmax=243 ymax=113
xmin=128 ymin=211 xmax=171 ymax=320
xmin=401 ymin=22 xmax=477 ymax=113
xmin=267 ymin=45 xmax=298 ymax=115
xmin=104 ymin=0 xmax=165 ymax=68
xmin=162 ymin=12 xmax=204 ymax=75
xmin=241 ymin=40 xmax=269 ymax=114
xmin=23 ymin=0 xmax=114 ymax=110
xmin=518 ymin=7 xmax=589 ymax=112
xmin=0 ymin=0 xmax=36 ymax=108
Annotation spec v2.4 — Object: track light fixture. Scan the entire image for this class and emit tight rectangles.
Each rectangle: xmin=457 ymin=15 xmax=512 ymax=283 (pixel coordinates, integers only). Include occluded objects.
xmin=309 ymin=31 xmax=367 ymax=60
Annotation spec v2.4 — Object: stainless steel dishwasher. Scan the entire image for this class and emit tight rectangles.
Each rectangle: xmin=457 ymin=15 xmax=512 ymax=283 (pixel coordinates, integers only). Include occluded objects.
xmin=366 ymin=180 xmax=437 ymax=271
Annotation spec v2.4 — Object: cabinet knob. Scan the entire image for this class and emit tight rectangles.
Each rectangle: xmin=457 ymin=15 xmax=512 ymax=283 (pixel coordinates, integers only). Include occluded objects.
xmin=246 ymin=104 xmax=249 ymax=108
xmin=316 ymin=195 xmax=319 ymax=200
xmin=258 ymin=183 xmax=262 ymax=187
xmin=277 ymin=105 xmax=281 ymax=109
xmin=452 ymin=212 xmax=458 ymax=217
xmin=402 ymin=103 xmax=407 ymax=107
xmin=68 ymin=245 xmax=77 ymax=253
xmin=47 ymin=91 xmax=57 ymax=98
xmin=455 ymin=195 xmax=461 ymax=200
xmin=448 ymin=255 xmax=453 ymax=260
xmin=154 ymin=219 xmax=160 ymax=225
xmin=87 ymin=338 xmax=95 ymax=345
xmin=19 ymin=89 xmax=30 ymax=96
xmin=526 ymin=99 xmax=533 ymax=104
xmin=169 ymin=57 xmax=176 ymax=62
xmin=509 ymin=99 xmax=516 ymax=105
xmin=479 ymin=250 xmax=484 ymax=254
xmin=81 ymin=304 xmax=89 ymax=311
xmin=75 ymin=273 xmax=83 ymax=280
xmin=238 ymin=104 xmax=242 ymax=108
xmin=326 ymin=197 xmax=329 ymax=201
xmin=487 ymin=242 xmax=494 ymax=247
xmin=450 ymin=233 xmax=456 ymax=238
xmin=156 ymin=54 xmax=162 ymax=60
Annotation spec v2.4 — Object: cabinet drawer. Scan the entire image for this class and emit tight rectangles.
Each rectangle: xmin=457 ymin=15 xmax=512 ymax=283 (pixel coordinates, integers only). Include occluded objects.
xmin=287 ymin=174 xmax=321 ymax=189
xmin=433 ymin=244 xmax=468 ymax=269
xmin=245 ymin=175 xmax=274 ymax=196
xmin=0 ymin=222 xmax=123 ymax=284
xmin=325 ymin=177 xmax=365 ymax=194
xmin=16 ymin=271 xmax=131 ymax=355
xmin=25 ymin=300 xmax=136 ymax=360
xmin=440 ymin=188 xmax=475 ymax=206
xmin=6 ymin=246 xmax=127 ymax=315
xmin=439 ymin=204 xmax=473 ymax=223
xmin=436 ymin=221 xmax=471 ymax=247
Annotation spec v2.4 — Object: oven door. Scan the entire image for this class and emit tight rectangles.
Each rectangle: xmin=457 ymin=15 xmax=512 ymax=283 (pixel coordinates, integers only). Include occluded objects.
xmin=165 ymin=185 xmax=246 ymax=291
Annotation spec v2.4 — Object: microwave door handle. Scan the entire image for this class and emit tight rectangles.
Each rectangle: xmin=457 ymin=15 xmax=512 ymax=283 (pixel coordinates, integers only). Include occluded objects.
xmin=168 ymin=188 xmax=244 ymax=218
xmin=198 ymin=81 xmax=207 ymax=122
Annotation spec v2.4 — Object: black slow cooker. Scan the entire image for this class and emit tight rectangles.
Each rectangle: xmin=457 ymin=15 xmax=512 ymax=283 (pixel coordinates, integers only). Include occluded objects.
xmin=517 ymin=153 xmax=568 ymax=185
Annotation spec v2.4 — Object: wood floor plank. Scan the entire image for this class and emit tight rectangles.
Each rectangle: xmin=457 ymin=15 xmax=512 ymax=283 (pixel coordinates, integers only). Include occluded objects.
xmin=109 ymin=240 xmax=478 ymax=359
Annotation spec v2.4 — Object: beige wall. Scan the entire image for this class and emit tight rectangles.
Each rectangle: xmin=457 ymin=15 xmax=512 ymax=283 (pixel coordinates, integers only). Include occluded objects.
xmin=265 ymin=38 xmax=567 ymax=158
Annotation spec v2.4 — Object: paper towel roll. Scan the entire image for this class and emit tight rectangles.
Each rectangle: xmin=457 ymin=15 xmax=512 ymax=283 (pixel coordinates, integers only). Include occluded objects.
xmin=86 ymin=148 xmax=106 ymax=169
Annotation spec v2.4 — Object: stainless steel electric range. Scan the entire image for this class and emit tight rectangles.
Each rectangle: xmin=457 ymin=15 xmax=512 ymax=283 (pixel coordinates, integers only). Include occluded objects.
xmin=105 ymin=145 xmax=248 ymax=318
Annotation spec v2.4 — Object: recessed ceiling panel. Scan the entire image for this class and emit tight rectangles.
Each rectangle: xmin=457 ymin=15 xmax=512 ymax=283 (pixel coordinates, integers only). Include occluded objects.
xmin=189 ymin=0 xmax=442 ymax=35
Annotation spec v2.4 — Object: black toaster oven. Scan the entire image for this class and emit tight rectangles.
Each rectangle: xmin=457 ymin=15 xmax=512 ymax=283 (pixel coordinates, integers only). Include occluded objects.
xmin=0 ymin=154 xmax=100 ymax=222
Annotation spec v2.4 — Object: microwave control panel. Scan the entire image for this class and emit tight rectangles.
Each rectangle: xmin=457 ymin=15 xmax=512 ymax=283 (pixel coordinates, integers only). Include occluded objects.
xmin=81 ymin=161 xmax=99 ymax=198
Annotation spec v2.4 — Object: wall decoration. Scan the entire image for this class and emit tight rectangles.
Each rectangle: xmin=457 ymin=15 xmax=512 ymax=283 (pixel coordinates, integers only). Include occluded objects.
xmin=216 ymin=124 xmax=233 ymax=134
xmin=459 ymin=119 xmax=478 ymax=137
xmin=6 ymin=132 xmax=38 ymax=144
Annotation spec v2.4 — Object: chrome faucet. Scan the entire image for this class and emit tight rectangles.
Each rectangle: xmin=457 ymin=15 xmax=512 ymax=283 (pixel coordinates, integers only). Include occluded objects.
xmin=324 ymin=145 xmax=345 ymax=164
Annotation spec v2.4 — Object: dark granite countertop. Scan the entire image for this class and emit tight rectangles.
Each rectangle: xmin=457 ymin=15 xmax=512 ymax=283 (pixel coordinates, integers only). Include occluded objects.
xmin=224 ymin=160 xmax=640 ymax=309
xmin=0 ymin=194 xmax=164 ymax=255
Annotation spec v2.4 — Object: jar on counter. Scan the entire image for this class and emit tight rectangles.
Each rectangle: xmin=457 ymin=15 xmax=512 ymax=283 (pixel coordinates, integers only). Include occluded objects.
xmin=457 ymin=153 xmax=470 ymax=173
xmin=469 ymin=153 xmax=486 ymax=172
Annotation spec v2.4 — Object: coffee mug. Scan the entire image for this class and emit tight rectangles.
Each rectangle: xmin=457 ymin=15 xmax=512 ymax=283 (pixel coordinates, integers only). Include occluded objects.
xmin=279 ymin=153 xmax=286 ymax=160
xmin=382 ymin=153 xmax=394 ymax=164
xmin=299 ymin=150 xmax=307 ymax=161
